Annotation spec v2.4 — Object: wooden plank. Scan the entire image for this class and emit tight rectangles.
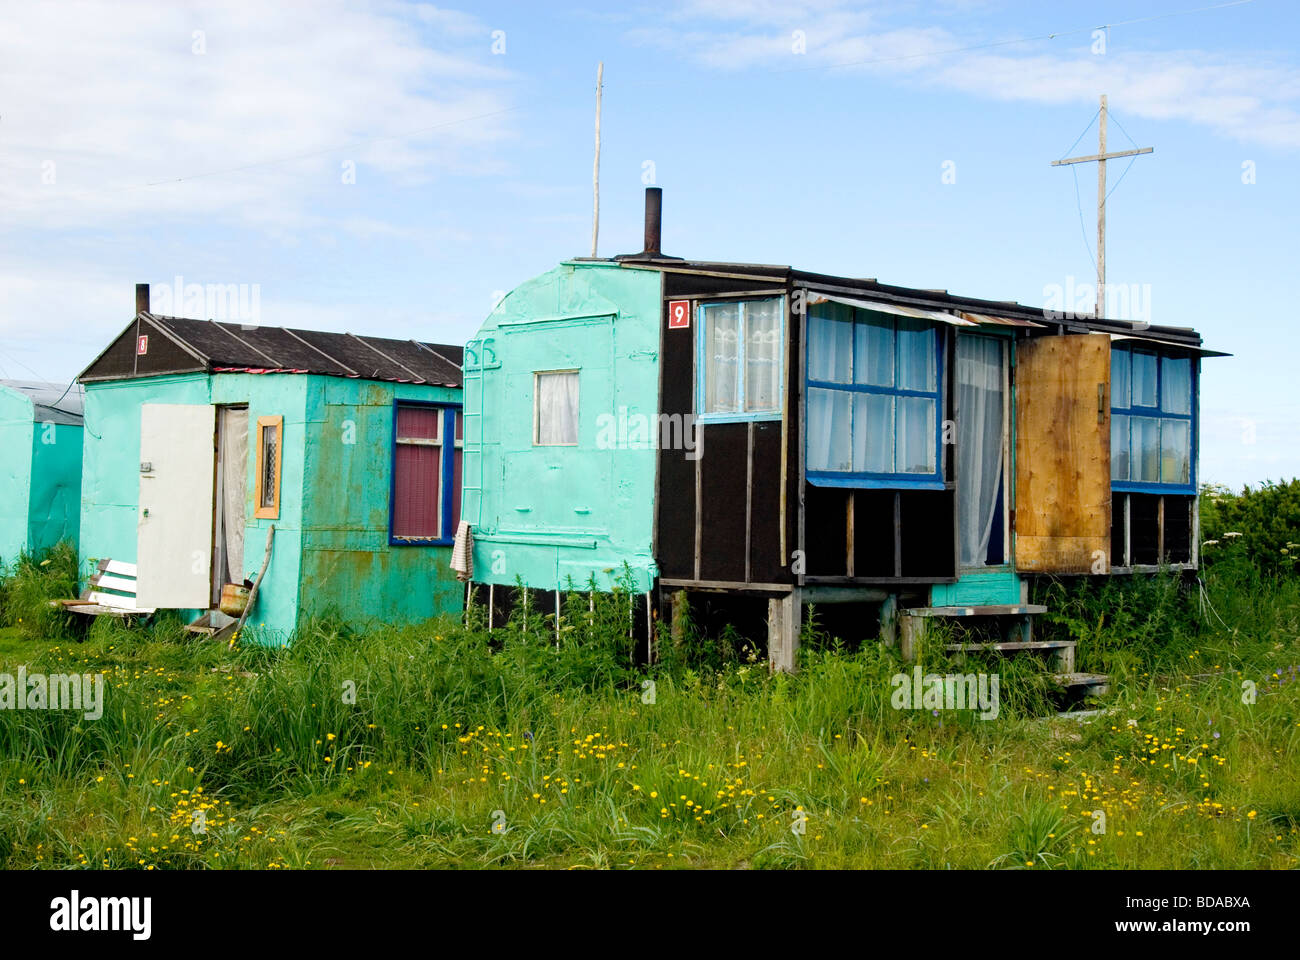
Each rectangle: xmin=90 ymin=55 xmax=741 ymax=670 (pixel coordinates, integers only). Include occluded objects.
xmin=661 ymin=577 xmax=791 ymax=594
xmin=945 ymin=640 xmax=1072 ymax=651
xmin=98 ymin=559 xmax=138 ymax=577
xmin=767 ymin=588 xmax=801 ymax=673
xmin=91 ymin=574 xmax=138 ymax=593
xmin=801 ymin=585 xmax=889 ymax=604
xmin=1013 ymin=335 xmax=1111 ymax=573
xmin=745 ymin=422 xmax=753 ymax=583
xmin=902 ymin=604 xmax=1047 ymax=617
xmin=87 ymin=591 xmax=140 ymax=609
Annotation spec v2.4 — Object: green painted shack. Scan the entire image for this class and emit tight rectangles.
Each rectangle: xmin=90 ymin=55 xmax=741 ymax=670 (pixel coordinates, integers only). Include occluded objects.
xmin=465 ymin=188 xmax=1226 ymax=677
xmin=462 ymin=253 xmax=663 ymax=627
xmin=0 ymin=379 xmax=85 ymax=570
xmin=75 ymin=284 xmax=465 ymax=643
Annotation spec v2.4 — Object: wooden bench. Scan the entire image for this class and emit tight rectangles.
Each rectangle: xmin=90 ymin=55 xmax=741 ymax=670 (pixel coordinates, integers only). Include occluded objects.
xmin=53 ymin=560 xmax=156 ymax=618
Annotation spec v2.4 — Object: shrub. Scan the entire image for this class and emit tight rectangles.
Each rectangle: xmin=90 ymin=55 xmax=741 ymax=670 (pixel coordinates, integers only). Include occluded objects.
xmin=1200 ymin=480 xmax=1300 ymax=576
xmin=0 ymin=540 xmax=80 ymax=638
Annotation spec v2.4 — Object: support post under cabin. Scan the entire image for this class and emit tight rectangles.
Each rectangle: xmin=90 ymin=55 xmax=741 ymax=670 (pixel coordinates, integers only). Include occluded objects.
xmin=898 ymin=612 xmax=924 ymax=662
xmin=879 ymin=594 xmax=898 ymax=648
xmin=768 ymin=588 xmax=802 ymax=673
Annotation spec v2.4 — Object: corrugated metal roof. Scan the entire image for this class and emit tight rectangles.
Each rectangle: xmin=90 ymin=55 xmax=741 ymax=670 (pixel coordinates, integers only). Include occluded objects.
xmin=0 ymin=380 xmax=85 ymax=425
xmin=809 ymin=293 xmax=977 ymax=326
xmin=1105 ymin=333 xmax=1232 ymax=357
xmin=957 ymin=311 xmax=1046 ymax=329
xmin=94 ymin=315 xmax=463 ymax=387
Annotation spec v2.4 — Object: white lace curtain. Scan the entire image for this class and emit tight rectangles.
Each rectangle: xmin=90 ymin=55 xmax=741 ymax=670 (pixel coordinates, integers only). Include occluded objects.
xmin=536 ymin=371 xmax=579 ymax=444
xmin=956 ymin=336 xmax=1005 ymax=567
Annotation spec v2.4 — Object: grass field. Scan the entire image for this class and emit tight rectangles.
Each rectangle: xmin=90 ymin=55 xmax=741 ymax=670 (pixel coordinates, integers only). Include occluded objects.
xmin=0 ymin=545 xmax=1298 ymax=869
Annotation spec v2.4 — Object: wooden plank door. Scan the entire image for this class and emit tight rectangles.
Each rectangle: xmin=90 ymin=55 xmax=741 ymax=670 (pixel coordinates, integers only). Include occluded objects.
xmin=1014 ymin=335 xmax=1111 ymax=574
xmin=137 ymin=403 xmax=216 ymax=608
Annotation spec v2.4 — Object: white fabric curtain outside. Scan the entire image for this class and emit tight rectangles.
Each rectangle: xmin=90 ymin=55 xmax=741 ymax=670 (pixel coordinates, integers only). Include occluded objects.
xmin=537 ymin=372 xmax=579 ymax=444
xmin=219 ymin=406 xmax=249 ymax=584
xmin=956 ymin=337 xmax=1004 ymax=567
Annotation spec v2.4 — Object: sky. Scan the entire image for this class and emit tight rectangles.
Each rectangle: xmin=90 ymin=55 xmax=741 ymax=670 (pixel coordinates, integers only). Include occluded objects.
xmin=1 ymin=0 xmax=1296 ymax=489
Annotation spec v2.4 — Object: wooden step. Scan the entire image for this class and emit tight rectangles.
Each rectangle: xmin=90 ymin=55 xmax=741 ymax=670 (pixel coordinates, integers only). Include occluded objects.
xmin=902 ymin=604 xmax=1047 ymax=618
xmin=946 ymin=640 xmax=1073 ymax=652
xmin=1052 ymin=672 xmax=1110 ymax=696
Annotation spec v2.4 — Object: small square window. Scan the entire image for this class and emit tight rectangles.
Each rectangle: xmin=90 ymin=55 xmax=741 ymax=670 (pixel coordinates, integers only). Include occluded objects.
xmin=699 ymin=298 xmax=784 ymax=419
xmin=535 ymin=371 xmax=579 ymax=445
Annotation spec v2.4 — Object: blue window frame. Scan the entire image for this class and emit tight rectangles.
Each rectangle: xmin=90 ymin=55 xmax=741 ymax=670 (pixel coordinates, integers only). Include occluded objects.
xmin=389 ymin=400 xmax=462 ymax=546
xmin=805 ymin=302 xmax=944 ymax=489
xmin=1110 ymin=345 xmax=1195 ymax=494
xmin=696 ymin=298 xmax=784 ymax=423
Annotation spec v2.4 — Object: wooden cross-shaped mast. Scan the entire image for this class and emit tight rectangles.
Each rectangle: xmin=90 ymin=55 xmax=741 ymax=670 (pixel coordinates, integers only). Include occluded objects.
xmin=1052 ymin=95 xmax=1153 ymax=319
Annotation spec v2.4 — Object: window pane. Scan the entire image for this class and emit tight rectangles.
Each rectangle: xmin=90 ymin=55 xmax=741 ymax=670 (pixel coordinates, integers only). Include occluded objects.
xmin=1131 ymin=416 xmax=1159 ymax=482
xmin=260 ymin=424 xmax=278 ymax=507
xmin=745 ymin=300 xmax=782 ymax=412
xmin=1131 ymin=351 xmax=1157 ymax=407
xmin=896 ymin=319 xmax=935 ymax=392
xmin=393 ymin=443 xmax=440 ymax=538
xmin=1162 ymin=356 xmax=1191 ymax=415
xmin=1111 ymin=347 xmax=1130 ymax=409
xmin=808 ymin=309 xmax=852 ymax=384
xmin=854 ymin=317 xmax=893 ymax=386
xmin=852 ymin=393 xmax=893 ymax=473
xmin=807 ymin=387 xmax=851 ymax=472
xmin=1161 ymin=419 xmax=1190 ymax=484
xmin=451 ymin=445 xmax=463 ymax=528
xmin=396 ymin=405 xmax=439 ymax=440
xmin=536 ymin=371 xmax=579 ymax=444
xmin=1111 ymin=414 xmax=1130 ymax=481
xmin=703 ymin=303 xmax=740 ymax=413
xmin=896 ymin=396 xmax=936 ymax=473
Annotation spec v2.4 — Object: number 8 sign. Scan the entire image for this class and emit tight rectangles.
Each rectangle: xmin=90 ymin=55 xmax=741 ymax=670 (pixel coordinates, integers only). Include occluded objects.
xmin=668 ymin=300 xmax=690 ymax=329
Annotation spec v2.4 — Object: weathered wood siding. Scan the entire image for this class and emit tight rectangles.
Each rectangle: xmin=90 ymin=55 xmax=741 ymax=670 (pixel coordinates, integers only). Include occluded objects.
xmin=1014 ymin=334 xmax=1111 ymax=573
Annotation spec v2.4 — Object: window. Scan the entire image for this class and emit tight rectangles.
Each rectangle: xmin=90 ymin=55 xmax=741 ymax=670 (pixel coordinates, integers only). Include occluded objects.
xmin=534 ymin=370 xmax=579 ymax=445
xmin=698 ymin=298 xmax=783 ymax=420
xmin=1110 ymin=346 xmax=1194 ymax=490
xmin=391 ymin=403 xmax=462 ymax=544
xmin=806 ymin=302 xmax=942 ymax=486
xmin=254 ymin=415 xmax=282 ymax=519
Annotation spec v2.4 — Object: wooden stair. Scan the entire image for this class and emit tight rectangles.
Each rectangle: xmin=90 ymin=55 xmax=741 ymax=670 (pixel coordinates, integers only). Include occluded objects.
xmin=889 ymin=601 xmax=1109 ymax=704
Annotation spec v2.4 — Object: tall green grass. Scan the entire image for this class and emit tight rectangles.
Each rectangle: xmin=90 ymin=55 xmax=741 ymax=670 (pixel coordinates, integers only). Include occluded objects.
xmin=0 ymin=554 xmax=1296 ymax=869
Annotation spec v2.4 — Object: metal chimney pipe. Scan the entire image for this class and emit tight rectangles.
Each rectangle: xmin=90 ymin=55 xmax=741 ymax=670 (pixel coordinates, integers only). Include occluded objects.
xmin=135 ymin=283 xmax=150 ymax=315
xmin=643 ymin=187 xmax=662 ymax=257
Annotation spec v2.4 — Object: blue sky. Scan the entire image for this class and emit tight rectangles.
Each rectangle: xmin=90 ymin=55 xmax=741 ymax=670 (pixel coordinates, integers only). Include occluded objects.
xmin=1 ymin=0 xmax=1296 ymax=488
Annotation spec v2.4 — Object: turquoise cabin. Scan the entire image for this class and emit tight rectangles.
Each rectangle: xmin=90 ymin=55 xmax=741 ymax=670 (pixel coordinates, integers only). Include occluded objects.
xmin=75 ymin=284 xmax=465 ymax=643
xmin=0 ymin=380 xmax=85 ymax=570
xmin=464 ymin=189 xmax=1225 ymax=673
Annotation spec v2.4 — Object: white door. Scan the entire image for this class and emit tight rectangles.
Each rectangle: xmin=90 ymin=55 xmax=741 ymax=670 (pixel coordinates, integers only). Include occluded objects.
xmin=137 ymin=404 xmax=216 ymax=609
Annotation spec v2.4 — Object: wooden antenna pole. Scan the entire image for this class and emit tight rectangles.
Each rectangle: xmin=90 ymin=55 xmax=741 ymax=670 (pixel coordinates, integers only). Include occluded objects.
xmin=1051 ymin=94 xmax=1153 ymax=319
xmin=591 ymin=62 xmax=603 ymax=258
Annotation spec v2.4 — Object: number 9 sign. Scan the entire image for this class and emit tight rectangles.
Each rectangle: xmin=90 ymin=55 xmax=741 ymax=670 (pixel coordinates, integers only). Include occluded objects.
xmin=668 ymin=300 xmax=690 ymax=329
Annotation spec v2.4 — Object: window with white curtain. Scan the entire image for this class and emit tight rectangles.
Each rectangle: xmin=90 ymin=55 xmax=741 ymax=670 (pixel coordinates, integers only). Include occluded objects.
xmin=534 ymin=370 xmax=580 ymax=445
xmin=699 ymin=298 xmax=783 ymax=420
xmin=1110 ymin=346 xmax=1194 ymax=490
xmin=806 ymin=301 xmax=942 ymax=485
xmin=956 ymin=336 xmax=1006 ymax=567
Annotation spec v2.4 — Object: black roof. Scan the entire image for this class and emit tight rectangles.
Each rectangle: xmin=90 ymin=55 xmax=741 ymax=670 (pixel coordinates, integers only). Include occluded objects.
xmin=80 ymin=314 xmax=463 ymax=387
xmin=593 ymin=257 xmax=1215 ymax=349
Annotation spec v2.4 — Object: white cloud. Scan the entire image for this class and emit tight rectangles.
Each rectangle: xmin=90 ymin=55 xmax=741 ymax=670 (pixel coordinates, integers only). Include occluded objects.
xmin=633 ymin=1 xmax=1300 ymax=149
xmin=0 ymin=0 xmax=514 ymax=232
